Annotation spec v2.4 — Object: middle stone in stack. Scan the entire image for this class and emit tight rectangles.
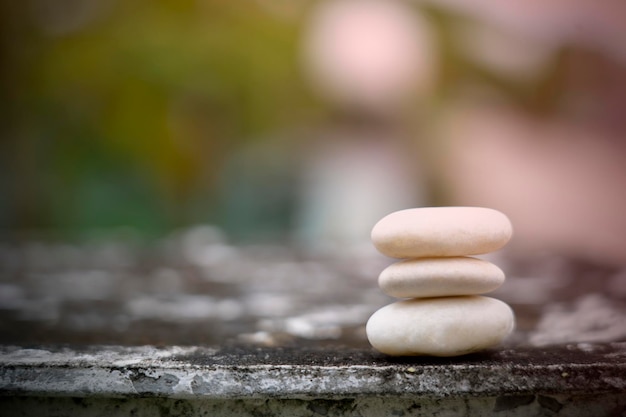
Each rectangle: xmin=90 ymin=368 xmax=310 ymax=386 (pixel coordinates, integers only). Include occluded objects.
xmin=366 ymin=207 xmax=515 ymax=356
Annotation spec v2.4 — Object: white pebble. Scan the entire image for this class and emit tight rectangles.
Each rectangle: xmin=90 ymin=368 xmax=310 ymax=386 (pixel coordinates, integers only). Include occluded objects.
xmin=366 ymin=296 xmax=515 ymax=356
xmin=371 ymin=207 xmax=512 ymax=258
xmin=379 ymin=257 xmax=505 ymax=299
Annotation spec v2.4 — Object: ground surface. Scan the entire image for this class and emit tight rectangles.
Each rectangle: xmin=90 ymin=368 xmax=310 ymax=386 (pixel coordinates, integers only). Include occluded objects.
xmin=0 ymin=228 xmax=624 ymax=349
xmin=1 ymin=229 xmax=625 ymax=415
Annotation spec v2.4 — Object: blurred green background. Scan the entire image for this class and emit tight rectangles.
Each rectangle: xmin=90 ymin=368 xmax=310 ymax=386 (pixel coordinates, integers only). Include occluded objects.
xmin=1 ymin=1 xmax=313 ymax=240
xmin=2 ymin=0 xmax=625 ymax=255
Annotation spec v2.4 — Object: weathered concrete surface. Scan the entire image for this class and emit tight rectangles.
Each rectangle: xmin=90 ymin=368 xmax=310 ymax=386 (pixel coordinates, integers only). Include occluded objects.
xmin=1 ymin=237 xmax=625 ymax=349
xmin=1 ymin=238 xmax=625 ymax=415
xmin=2 ymin=394 xmax=626 ymax=417
xmin=1 ymin=343 xmax=626 ymax=416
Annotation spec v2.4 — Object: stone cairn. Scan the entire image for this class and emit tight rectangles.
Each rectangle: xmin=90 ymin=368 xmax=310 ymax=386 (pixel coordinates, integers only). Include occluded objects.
xmin=366 ymin=207 xmax=515 ymax=356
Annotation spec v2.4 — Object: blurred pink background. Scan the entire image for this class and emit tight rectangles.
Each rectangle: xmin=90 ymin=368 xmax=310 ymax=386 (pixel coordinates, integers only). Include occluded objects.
xmin=1 ymin=0 xmax=625 ymax=265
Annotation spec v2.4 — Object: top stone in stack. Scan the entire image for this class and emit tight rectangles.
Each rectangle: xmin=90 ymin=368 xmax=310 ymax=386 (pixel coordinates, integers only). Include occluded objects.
xmin=371 ymin=206 xmax=513 ymax=259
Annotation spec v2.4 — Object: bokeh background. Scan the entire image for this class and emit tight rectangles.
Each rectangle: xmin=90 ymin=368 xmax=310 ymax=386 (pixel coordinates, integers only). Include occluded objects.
xmin=2 ymin=0 xmax=626 ymax=264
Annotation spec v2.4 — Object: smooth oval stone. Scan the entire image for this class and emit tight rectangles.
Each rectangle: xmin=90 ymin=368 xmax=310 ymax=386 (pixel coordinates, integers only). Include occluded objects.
xmin=366 ymin=296 xmax=515 ymax=356
xmin=379 ymin=257 xmax=505 ymax=299
xmin=371 ymin=207 xmax=513 ymax=258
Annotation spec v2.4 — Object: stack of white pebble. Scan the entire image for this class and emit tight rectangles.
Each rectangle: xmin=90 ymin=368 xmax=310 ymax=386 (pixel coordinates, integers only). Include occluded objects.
xmin=366 ymin=207 xmax=515 ymax=356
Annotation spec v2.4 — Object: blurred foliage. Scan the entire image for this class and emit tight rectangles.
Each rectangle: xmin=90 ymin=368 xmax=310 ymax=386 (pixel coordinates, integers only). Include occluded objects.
xmin=2 ymin=0 xmax=614 ymax=240
xmin=0 ymin=0 xmax=314 ymax=239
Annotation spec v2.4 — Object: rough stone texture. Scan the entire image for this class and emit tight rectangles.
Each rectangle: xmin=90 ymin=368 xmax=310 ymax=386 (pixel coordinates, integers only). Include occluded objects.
xmin=0 ymin=234 xmax=624 ymax=348
xmin=2 ymin=394 xmax=626 ymax=417
xmin=0 ymin=233 xmax=625 ymax=415
xmin=1 ymin=343 xmax=626 ymax=416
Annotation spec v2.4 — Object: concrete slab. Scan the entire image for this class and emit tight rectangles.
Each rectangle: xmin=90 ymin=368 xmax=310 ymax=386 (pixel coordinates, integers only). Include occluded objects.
xmin=1 ymin=343 xmax=625 ymax=416
xmin=1 ymin=238 xmax=625 ymax=415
